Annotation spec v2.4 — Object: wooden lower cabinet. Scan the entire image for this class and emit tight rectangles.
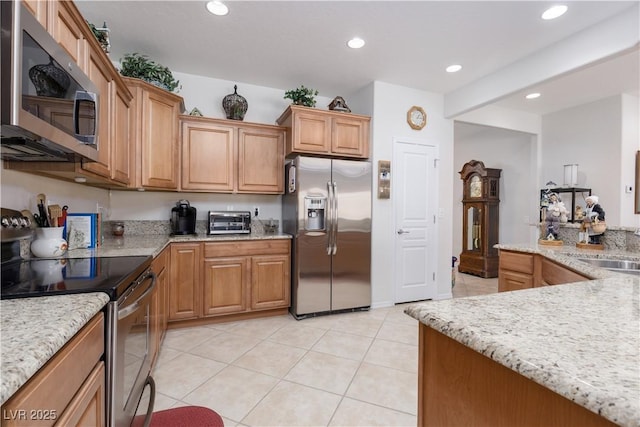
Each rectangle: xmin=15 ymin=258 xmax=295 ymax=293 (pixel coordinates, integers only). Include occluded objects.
xmin=203 ymin=257 xmax=248 ymax=316
xmin=1 ymin=313 xmax=105 ymax=427
xmin=168 ymin=239 xmax=291 ymax=325
xmin=499 ymin=250 xmax=592 ymax=292
xmin=251 ymin=254 xmax=290 ymax=310
xmin=418 ymin=324 xmax=615 ymax=426
xmin=169 ymin=243 xmax=201 ymax=321
xmin=150 ymin=247 xmax=170 ymax=366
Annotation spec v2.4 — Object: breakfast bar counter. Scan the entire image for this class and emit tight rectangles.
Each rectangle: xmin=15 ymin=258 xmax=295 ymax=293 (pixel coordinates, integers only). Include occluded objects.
xmin=405 ymin=273 xmax=639 ymax=426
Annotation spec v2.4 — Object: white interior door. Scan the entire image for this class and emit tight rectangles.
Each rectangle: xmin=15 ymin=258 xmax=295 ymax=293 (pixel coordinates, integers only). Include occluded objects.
xmin=393 ymin=140 xmax=438 ymax=303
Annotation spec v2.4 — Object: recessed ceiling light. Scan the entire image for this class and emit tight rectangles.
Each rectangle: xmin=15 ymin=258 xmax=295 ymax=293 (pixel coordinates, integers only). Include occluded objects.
xmin=526 ymin=92 xmax=541 ymax=99
xmin=347 ymin=37 xmax=365 ymax=49
xmin=446 ymin=64 xmax=462 ymax=73
xmin=206 ymin=1 xmax=229 ymax=16
xmin=541 ymin=5 xmax=567 ymax=20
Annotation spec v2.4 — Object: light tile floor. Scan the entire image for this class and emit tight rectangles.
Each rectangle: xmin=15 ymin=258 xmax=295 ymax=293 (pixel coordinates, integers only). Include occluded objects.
xmin=145 ymin=271 xmax=497 ymax=426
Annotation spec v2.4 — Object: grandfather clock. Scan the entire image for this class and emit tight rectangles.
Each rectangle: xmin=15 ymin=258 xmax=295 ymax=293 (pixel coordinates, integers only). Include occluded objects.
xmin=459 ymin=160 xmax=502 ymax=278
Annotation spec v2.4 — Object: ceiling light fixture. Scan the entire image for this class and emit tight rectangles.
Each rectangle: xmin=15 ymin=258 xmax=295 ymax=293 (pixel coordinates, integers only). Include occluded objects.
xmin=446 ymin=64 xmax=462 ymax=73
xmin=541 ymin=5 xmax=567 ymax=20
xmin=206 ymin=1 xmax=229 ymax=16
xmin=347 ymin=37 xmax=365 ymax=49
xmin=525 ymin=92 xmax=541 ymax=99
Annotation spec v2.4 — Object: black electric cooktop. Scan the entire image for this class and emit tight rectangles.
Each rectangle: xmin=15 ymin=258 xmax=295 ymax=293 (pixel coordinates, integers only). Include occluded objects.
xmin=1 ymin=256 xmax=152 ymax=300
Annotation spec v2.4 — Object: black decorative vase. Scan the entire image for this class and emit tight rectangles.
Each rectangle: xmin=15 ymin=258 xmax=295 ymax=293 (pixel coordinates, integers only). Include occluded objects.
xmin=222 ymin=85 xmax=248 ymax=121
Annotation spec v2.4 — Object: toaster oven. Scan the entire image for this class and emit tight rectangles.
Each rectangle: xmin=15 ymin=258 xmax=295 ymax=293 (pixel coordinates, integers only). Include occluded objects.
xmin=208 ymin=211 xmax=251 ymax=235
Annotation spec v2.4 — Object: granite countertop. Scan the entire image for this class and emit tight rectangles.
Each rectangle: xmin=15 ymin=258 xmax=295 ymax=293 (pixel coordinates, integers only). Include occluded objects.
xmin=61 ymin=232 xmax=292 ymax=259
xmin=0 ymin=293 xmax=110 ymax=405
xmin=406 ymin=253 xmax=640 ymax=426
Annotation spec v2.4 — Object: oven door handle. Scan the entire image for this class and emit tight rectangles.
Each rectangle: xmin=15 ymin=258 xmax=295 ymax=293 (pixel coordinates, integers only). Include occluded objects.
xmin=118 ymin=271 xmax=156 ymax=320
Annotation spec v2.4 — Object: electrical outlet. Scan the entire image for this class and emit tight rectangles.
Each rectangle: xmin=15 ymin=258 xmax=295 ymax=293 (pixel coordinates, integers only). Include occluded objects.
xmin=625 ymin=185 xmax=633 ymax=193
xmin=253 ymin=206 xmax=259 ymax=217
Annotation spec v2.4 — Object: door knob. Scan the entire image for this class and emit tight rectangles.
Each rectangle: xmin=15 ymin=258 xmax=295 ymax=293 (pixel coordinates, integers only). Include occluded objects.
xmin=397 ymin=229 xmax=409 ymax=235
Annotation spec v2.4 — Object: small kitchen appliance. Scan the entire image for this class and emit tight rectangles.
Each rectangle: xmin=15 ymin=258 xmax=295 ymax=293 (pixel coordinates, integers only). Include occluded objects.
xmin=170 ymin=200 xmax=196 ymax=235
xmin=208 ymin=211 xmax=251 ymax=235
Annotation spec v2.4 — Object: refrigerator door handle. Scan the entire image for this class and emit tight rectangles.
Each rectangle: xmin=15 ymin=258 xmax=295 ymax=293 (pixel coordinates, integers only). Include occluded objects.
xmin=332 ymin=181 xmax=338 ymax=255
xmin=327 ymin=181 xmax=334 ymax=255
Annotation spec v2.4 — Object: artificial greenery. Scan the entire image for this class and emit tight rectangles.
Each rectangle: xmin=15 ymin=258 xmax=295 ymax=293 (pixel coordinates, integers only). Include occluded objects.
xmin=284 ymin=85 xmax=319 ymax=107
xmin=87 ymin=21 xmax=108 ymax=45
xmin=119 ymin=53 xmax=181 ymax=92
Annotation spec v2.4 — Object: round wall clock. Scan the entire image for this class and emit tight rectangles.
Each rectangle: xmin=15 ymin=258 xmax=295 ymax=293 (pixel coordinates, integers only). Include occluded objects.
xmin=407 ymin=106 xmax=427 ymax=130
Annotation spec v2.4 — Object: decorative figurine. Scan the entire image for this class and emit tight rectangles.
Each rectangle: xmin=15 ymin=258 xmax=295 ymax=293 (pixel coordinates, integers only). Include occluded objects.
xmin=579 ymin=195 xmax=606 ymax=247
xmin=222 ymin=85 xmax=248 ymax=120
xmin=328 ymin=96 xmax=351 ymax=112
xmin=541 ymin=192 xmax=567 ymax=243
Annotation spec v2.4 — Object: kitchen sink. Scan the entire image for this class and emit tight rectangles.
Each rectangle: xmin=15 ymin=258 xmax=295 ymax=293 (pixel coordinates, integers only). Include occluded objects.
xmin=577 ymin=258 xmax=640 ymax=276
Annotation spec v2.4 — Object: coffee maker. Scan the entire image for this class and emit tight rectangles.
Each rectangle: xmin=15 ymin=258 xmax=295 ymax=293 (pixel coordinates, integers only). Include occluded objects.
xmin=170 ymin=200 xmax=196 ymax=235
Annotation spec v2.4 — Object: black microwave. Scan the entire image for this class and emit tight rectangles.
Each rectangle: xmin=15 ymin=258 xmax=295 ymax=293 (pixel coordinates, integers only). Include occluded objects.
xmin=0 ymin=1 xmax=99 ymax=162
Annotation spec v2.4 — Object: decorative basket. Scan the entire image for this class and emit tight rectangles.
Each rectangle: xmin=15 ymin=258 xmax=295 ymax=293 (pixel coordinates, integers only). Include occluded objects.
xmin=591 ymin=221 xmax=607 ymax=234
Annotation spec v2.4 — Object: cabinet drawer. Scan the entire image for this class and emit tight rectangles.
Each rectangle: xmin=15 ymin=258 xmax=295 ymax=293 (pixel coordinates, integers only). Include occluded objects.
xmin=499 ymin=251 xmax=534 ymax=275
xmin=203 ymin=240 xmax=290 ymax=258
xmin=498 ymin=271 xmax=533 ymax=292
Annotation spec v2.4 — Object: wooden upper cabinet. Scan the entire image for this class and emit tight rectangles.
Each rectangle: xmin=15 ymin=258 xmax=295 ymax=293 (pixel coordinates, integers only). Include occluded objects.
xmin=181 ymin=118 xmax=235 ymax=191
xmin=81 ymin=49 xmax=112 ymax=179
xmin=238 ymin=126 xmax=284 ymax=193
xmin=277 ymin=105 xmax=370 ymax=159
xmin=49 ymin=1 xmax=87 ymax=69
xmin=22 ymin=0 xmax=48 ymax=28
xmin=126 ymin=77 xmax=183 ymax=190
xmin=111 ymin=84 xmax=133 ymax=185
xmin=180 ymin=115 xmax=285 ymax=194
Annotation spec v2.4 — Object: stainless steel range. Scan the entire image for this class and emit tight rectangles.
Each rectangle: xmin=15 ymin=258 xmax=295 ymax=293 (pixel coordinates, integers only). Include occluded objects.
xmin=1 ymin=208 xmax=156 ymax=427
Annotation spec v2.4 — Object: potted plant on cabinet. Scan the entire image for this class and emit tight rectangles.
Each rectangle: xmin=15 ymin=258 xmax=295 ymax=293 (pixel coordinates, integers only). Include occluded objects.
xmin=284 ymin=85 xmax=319 ymax=107
xmin=119 ymin=53 xmax=181 ymax=92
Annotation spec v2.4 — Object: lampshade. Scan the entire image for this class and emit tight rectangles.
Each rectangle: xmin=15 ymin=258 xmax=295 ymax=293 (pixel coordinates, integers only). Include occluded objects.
xmin=563 ymin=164 xmax=578 ymax=187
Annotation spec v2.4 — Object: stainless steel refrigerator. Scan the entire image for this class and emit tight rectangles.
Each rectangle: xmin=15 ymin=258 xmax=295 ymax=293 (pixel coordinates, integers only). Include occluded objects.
xmin=283 ymin=156 xmax=371 ymax=319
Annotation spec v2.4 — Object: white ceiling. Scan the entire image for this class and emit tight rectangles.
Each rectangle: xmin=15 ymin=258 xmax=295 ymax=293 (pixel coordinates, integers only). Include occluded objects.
xmin=76 ymin=1 xmax=639 ymax=116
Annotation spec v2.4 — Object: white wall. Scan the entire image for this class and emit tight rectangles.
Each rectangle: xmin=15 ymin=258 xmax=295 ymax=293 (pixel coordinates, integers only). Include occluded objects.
xmin=621 ymin=94 xmax=640 ymax=226
xmin=0 ymin=169 xmax=110 ymax=215
xmin=370 ymin=81 xmax=454 ymax=306
xmin=541 ymin=96 xmax=626 ymax=225
xmin=453 ymin=123 xmax=536 ymax=259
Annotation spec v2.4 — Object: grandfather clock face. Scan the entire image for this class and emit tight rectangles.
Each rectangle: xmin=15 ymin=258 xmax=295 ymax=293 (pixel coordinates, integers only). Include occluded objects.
xmin=469 ymin=175 xmax=482 ymax=198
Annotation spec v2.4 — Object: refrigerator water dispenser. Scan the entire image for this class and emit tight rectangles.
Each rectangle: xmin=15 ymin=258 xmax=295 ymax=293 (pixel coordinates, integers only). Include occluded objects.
xmin=304 ymin=196 xmax=326 ymax=231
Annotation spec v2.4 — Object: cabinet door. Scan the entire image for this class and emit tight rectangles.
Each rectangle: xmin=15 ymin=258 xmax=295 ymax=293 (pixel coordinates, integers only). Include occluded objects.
xmin=202 ymin=257 xmax=248 ymax=316
xmin=251 ymin=254 xmax=290 ymax=310
xmin=82 ymin=49 xmax=112 ymax=178
xmin=110 ymin=85 xmax=132 ymax=185
xmin=331 ymin=116 xmax=369 ymax=158
xmin=49 ymin=1 xmax=86 ymax=68
xmin=169 ymin=243 xmax=201 ymax=320
xmin=22 ymin=0 xmax=48 ymax=29
xmin=292 ymin=111 xmax=331 ymax=154
xmin=141 ymin=90 xmax=180 ymax=189
xmin=151 ymin=248 xmax=169 ymax=365
xmin=181 ymin=120 xmax=235 ymax=191
xmin=238 ymin=127 xmax=284 ymax=194
xmin=498 ymin=270 xmax=533 ymax=292
xmin=53 ymin=362 xmax=105 ymax=427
